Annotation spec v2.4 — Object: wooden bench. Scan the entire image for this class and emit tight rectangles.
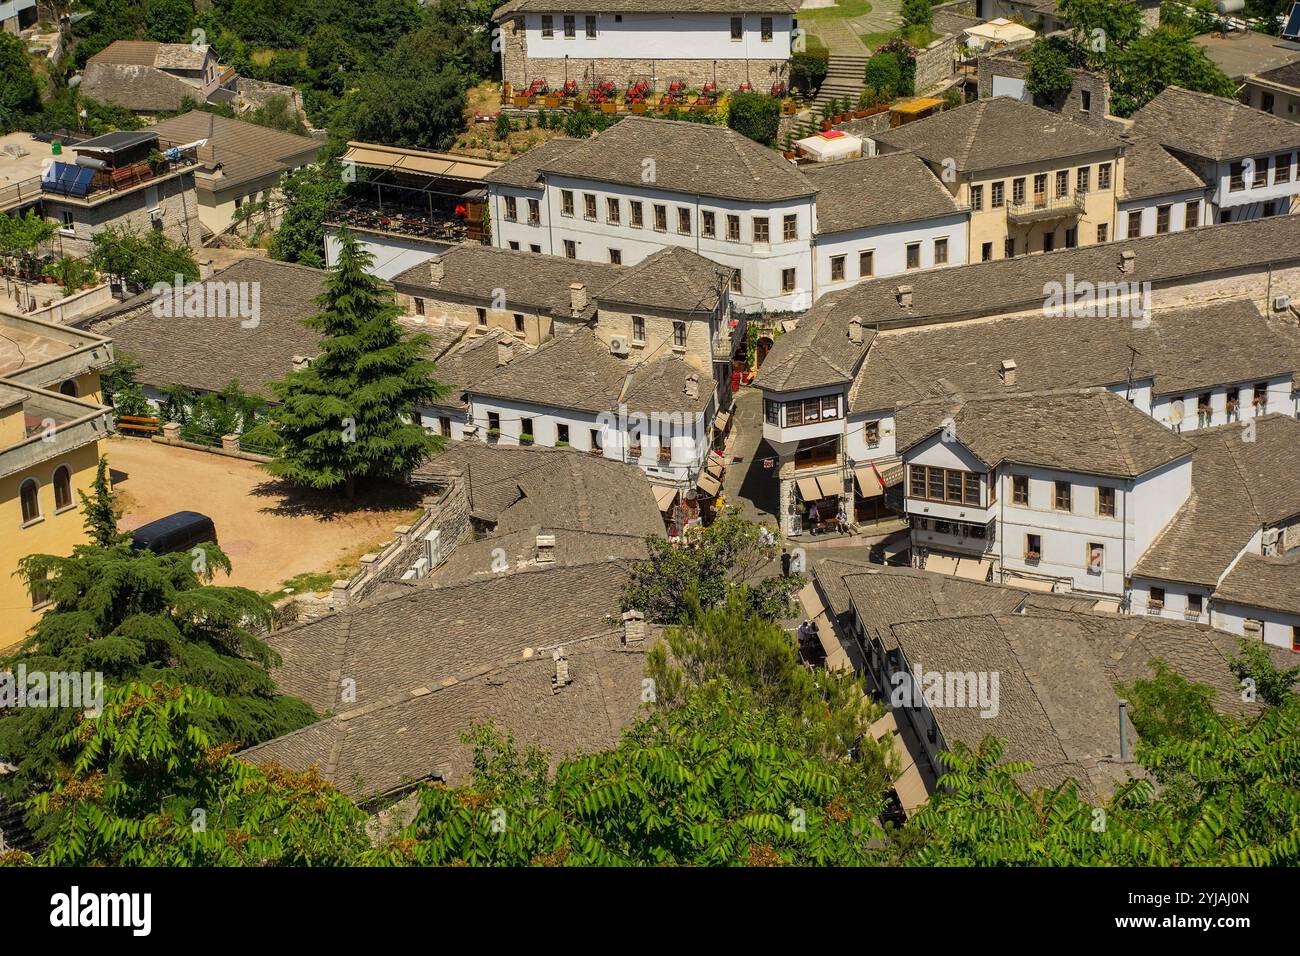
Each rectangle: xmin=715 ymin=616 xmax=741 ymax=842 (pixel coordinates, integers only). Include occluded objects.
xmin=116 ymin=415 xmax=161 ymax=436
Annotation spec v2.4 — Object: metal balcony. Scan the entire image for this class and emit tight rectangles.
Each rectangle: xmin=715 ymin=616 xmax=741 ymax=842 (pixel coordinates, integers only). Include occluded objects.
xmin=1006 ymin=192 xmax=1086 ymax=224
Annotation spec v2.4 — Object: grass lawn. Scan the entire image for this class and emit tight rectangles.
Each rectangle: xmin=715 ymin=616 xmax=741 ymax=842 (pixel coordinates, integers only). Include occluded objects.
xmin=860 ymin=25 xmax=940 ymax=51
xmin=860 ymin=30 xmax=894 ymax=51
xmin=799 ymin=0 xmax=875 ymax=22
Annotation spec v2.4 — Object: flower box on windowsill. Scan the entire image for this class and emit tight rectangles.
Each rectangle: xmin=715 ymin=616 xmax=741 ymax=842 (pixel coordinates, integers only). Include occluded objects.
xmin=1147 ymin=603 xmax=1164 ymax=614
xmin=658 ymin=448 xmax=672 ymax=462
xmin=556 ymin=440 xmax=570 ymax=448
xmin=519 ymin=433 xmax=534 ymax=445
xmin=1025 ymin=552 xmax=1042 ymax=563
xmin=629 ymin=445 xmax=642 ymax=459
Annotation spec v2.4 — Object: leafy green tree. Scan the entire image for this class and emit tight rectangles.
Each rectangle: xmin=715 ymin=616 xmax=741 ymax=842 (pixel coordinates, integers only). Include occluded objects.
xmin=647 ymin=591 xmax=895 ymax=799
xmin=79 ymin=455 xmax=126 ymax=549
xmin=1117 ymin=659 xmax=1216 ymax=744
xmin=23 ymin=683 xmax=369 ymax=866
xmin=268 ymin=160 xmax=348 ymax=266
xmin=261 ymin=231 xmax=445 ymax=497
xmin=0 ymin=30 xmax=41 ymax=129
xmin=368 ymin=687 xmax=883 ymax=866
xmin=624 ymin=509 xmax=801 ymax=623
xmin=341 ymin=68 xmax=467 ymax=152
xmin=1024 ymin=36 xmax=1078 ymax=104
xmin=726 ymin=91 xmax=781 ymax=146
xmin=790 ymin=49 xmax=830 ymax=93
xmin=1058 ymin=0 xmax=1144 ymax=71
xmin=1230 ymin=638 xmax=1300 ymax=708
xmin=144 ymin=0 xmax=197 ymax=43
xmin=1 ymin=533 xmax=315 ymax=807
xmin=89 ymin=227 xmax=199 ymax=292
xmin=1109 ymin=27 xmax=1236 ymax=115
xmin=901 ymin=0 xmax=933 ymax=29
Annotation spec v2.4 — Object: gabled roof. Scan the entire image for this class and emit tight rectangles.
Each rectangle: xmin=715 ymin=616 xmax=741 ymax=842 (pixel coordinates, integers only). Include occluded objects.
xmin=1214 ymin=552 xmax=1300 ymax=617
xmin=391 ymin=245 xmax=614 ymax=319
xmin=896 ymin=388 xmax=1194 ymax=479
xmin=596 ymin=246 xmax=732 ymax=314
xmin=753 ymin=310 xmax=872 ymax=393
xmin=421 ymin=327 xmax=515 ymax=411
xmin=801 ymin=214 xmax=1300 ymax=330
xmin=241 ymin=562 xmax=651 ymax=799
xmin=469 ymin=327 xmax=627 ymax=412
xmin=803 ymin=151 xmax=962 ymax=233
xmin=531 ymin=116 xmax=815 ymax=202
xmin=87 ymin=258 xmax=325 ymax=397
xmin=1134 ymin=416 xmax=1300 ymax=587
xmin=873 ymin=96 xmax=1122 ymax=172
xmin=88 ymin=40 xmax=211 ymax=71
xmin=623 ymin=352 xmax=712 ymax=413
xmin=482 ymin=138 xmax=583 ymax=191
xmin=1252 ymin=59 xmax=1300 ymax=91
xmin=1131 ymin=86 xmax=1300 ymax=162
xmin=849 ymin=299 xmax=1297 ymax=414
xmin=79 ymin=61 xmax=200 ymax=113
xmin=411 ymin=442 xmax=666 ymax=539
xmin=1118 ymin=132 xmax=1206 ymax=201
xmin=151 ymin=110 xmax=321 ymax=190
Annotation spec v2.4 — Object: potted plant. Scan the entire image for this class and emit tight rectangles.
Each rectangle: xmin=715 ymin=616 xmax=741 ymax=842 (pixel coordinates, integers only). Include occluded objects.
xmin=519 ymin=431 xmax=534 ymax=445
xmin=556 ymin=439 xmax=570 ymax=448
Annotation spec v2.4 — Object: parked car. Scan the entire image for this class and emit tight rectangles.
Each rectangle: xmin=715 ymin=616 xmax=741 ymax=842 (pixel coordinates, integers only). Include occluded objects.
xmin=130 ymin=511 xmax=218 ymax=556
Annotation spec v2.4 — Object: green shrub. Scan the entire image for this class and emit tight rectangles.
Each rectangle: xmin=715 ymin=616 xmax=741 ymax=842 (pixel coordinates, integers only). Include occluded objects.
xmin=725 ymin=91 xmax=781 ymax=146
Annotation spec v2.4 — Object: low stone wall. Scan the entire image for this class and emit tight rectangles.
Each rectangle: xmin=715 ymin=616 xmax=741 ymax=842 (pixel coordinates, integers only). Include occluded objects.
xmin=6 ymin=282 xmax=114 ymax=326
xmin=331 ymin=477 xmax=473 ymax=606
xmin=150 ymin=425 xmax=274 ymax=463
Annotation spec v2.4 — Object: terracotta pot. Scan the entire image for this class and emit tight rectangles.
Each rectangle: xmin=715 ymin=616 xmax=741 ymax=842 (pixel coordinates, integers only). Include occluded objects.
xmin=820 ymin=120 xmax=831 ymax=131
xmin=783 ymin=150 xmax=795 ymax=160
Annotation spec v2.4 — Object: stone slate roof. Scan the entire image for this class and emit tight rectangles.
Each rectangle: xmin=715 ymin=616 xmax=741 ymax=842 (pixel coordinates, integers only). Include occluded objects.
xmin=80 ymin=61 xmax=201 ymax=113
xmin=803 ymin=152 xmax=962 ymax=234
xmin=596 ymin=246 xmax=732 ymax=314
xmin=1132 ymin=86 xmax=1300 ymax=162
xmin=482 ymin=138 xmax=583 ymax=190
xmin=151 ymin=110 xmax=321 ymax=190
xmin=432 ymin=524 xmax=652 ymax=584
xmin=888 ymin=613 xmax=1138 ymax=801
xmin=1119 ymin=132 xmax=1207 ymax=201
xmin=90 ymin=40 xmax=209 ymax=70
xmin=411 ymin=442 xmax=666 ymax=539
xmin=242 ymin=562 xmax=652 ymax=800
xmin=1214 ymin=552 xmax=1300 ymax=617
xmin=423 ymin=327 xmax=516 ymax=411
xmin=1134 ymin=415 xmax=1300 ymax=587
xmin=495 ymin=0 xmax=799 ymax=16
xmin=849 ymin=299 xmax=1296 ymax=413
xmin=391 ymin=245 xmax=615 ymax=319
xmin=1253 ymin=59 xmax=1300 ymax=90
xmin=896 ymin=388 xmax=1194 ymax=479
xmin=753 ymin=312 xmax=872 ymax=393
xmin=624 ymin=353 xmax=712 ymax=414
xmin=873 ymin=96 xmax=1122 ymax=172
xmin=802 ymin=214 xmax=1300 ymax=329
xmin=263 ymin=560 xmax=628 ymax=714
xmin=90 ymin=258 xmax=325 ymax=398
xmin=469 ymin=327 xmax=627 ymax=412
xmin=532 ymin=116 xmax=815 ymax=202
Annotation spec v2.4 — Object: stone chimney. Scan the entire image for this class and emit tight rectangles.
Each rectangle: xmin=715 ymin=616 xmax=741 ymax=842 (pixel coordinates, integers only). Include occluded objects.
xmin=684 ymin=372 xmax=699 ymax=400
xmin=428 ymin=256 xmax=445 ymax=287
xmin=199 ymin=258 xmax=214 ymax=280
xmin=1000 ymin=358 xmax=1017 ymax=387
xmin=621 ymin=609 xmax=646 ymax=646
xmin=497 ymin=337 xmax=514 ymax=366
xmin=551 ymin=647 xmax=571 ymax=693
xmin=895 ymin=284 xmax=913 ymax=308
xmin=570 ymin=282 xmax=588 ymax=317
xmin=848 ymin=315 xmax=865 ymax=345
xmin=291 ymin=354 xmax=310 ymax=371
xmin=535 ymin=533 xmax=556 ymax=565
xmin=1119 ymin=249 xmax=1135 ymax=275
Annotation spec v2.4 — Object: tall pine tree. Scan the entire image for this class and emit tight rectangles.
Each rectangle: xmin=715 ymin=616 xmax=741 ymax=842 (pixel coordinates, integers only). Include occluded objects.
xmin=261 ymin=231 xmax=445 ymax=497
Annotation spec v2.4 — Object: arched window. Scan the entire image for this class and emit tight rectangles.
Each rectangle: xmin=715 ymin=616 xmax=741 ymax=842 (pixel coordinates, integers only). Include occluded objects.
xmin=53 ymin=465 xmax=73 ymax=511
xmin=59 ymin=379 xmax=79 ymax=397
xmin=20 ymin=478 xmax=40 ymax=524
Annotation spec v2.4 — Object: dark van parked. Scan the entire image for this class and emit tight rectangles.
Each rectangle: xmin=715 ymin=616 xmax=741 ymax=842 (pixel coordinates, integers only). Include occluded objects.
xmin=130 ymin=511 xmax=218 ymax=555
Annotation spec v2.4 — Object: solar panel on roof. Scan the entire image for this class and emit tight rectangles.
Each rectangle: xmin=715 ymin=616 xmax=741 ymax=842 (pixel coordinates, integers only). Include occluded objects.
xmin=1284 ymin=3 xmax=1300 ymax=40
xmin=41 ymin=161 xmax=95 ymax=198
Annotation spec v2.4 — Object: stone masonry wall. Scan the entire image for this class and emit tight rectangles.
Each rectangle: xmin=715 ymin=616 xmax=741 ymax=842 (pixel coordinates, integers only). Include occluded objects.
xmin=914 ymin=34 xmax=958 ymax=95
xmin=500 ymin=17 xmax=786 ymax=92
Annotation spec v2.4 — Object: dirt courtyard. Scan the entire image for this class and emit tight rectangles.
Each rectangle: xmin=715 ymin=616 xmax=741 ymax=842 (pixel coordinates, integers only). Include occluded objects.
xmin=106 ymin=437 xmax=423 ymax=594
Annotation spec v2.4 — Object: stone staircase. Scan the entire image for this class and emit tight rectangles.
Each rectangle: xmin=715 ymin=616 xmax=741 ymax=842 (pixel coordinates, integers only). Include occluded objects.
xmin=812 ymin=53 xmax=870 ymax=118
